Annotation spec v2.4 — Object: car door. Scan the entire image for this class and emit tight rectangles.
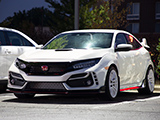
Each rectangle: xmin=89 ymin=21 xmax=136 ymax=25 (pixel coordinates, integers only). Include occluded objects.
xmin=5 ymin=30 xmax=36 ymax=53
xmin=125 ymin=34 xmax=144 ymax=84
xmin=115 ymin=33 xmax=136 ymax=86
xmin=2 ymin=31 xmax=36 ymax=79
xmin=0 ymin=31 xmax=8 ymax=80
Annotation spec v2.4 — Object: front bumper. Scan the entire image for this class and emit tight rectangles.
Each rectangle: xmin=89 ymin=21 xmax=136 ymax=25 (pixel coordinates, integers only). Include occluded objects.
xmin=7 ymin=70 xmax=105 ymax=94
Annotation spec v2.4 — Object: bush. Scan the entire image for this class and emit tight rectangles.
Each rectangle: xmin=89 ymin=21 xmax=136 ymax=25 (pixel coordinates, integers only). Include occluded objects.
xmin=156 ymin=39 xmax=160 ymax=78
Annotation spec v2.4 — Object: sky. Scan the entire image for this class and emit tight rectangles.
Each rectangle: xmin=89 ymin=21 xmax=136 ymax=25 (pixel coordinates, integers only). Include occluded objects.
xmin=0 ymin=0 xmax=54 ymax=22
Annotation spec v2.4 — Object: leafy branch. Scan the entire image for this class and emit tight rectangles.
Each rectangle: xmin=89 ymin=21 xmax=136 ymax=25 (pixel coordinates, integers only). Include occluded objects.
xmin=45 ymin=35 xmax=68 ymax=49
xmin=156 ymin=39 xmax=160 ymax=76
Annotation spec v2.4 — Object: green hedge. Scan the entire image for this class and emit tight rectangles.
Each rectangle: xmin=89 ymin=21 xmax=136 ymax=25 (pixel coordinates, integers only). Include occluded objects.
xmin=156 ymin=39 xmax=160 ymax=77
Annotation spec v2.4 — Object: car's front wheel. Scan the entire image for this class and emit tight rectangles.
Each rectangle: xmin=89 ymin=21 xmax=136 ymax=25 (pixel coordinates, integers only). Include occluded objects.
xmin=138 ymin=66 xmax=155 ymax=94
xmin=103 ymin=66 xmax=119 ymax=100
xmin=14 ymin=93 xmax=35 ymax=99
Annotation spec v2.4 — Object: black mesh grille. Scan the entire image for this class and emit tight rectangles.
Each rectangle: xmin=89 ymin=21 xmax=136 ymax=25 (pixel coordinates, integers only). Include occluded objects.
xmin=18 ymin=58 xmax=101 ymax=76
xmin=23 ymin=62 xmax=73 ymax=76
xmin=26 ymin=82 xmax=66 ymax=90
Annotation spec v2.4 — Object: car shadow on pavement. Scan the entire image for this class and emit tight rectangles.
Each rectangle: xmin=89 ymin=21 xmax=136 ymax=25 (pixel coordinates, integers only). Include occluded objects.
xmin=2 ymin=92 xmax=160 ymax=104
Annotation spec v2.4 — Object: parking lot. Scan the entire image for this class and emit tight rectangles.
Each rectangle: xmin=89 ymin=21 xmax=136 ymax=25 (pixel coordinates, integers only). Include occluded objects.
xmin=0 ymin=80 xmax=160 ymax=120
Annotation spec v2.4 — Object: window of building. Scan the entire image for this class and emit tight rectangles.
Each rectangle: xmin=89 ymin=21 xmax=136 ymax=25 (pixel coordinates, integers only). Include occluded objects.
xmin=127 ymin=3 xmax=140 ymax=20
xmin=126 ymin=23 xmax=139 ymax=33
xmin=156 ymin=2 xmax=160 ymax=19
xmin=155 ymin=22 xmax=160 ymax=32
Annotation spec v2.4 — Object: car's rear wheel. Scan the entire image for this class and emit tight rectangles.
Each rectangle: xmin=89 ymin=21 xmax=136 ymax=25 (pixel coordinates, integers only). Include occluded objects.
xmin=103 ymin=66 xmax=119 ymax=100
xmin=138 ymin=66 xmax=155 ymax=94
xmin=14 ymin=93 xmax=35 ymax=99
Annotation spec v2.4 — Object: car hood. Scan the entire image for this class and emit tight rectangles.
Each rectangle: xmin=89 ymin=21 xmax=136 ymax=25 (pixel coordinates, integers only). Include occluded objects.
xmin=18 ymin=49 xmax=113 ymax=62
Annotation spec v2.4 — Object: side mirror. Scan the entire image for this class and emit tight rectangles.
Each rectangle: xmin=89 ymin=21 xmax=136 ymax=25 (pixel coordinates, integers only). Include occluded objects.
xmin=141 ymin=38 xmax=150 ymax=49
xmin=115 ymin=44 xmax=133 ymax=52
xmin=36 ymin=44 xmax=43 ymax=49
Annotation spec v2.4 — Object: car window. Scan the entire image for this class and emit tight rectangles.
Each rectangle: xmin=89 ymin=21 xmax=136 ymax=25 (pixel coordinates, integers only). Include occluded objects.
xmin=0 ymin=31 xmax=7 ymax=45
xmin=22 ymin=37 xmax=34 ymax=46
xmin=115 ymin=33 xmax=128 ymax=47
xmin=43 ymin=32 xmax=113 ymax=49
xmin=5 ymin=31 xmax=34 ymax=46
xmin=125 ymin=34 xmax=142 ymax=49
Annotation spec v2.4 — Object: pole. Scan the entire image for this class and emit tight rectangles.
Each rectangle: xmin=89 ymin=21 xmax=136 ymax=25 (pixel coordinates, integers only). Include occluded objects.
xmin=74 ymin=0 xmax=79 ymax=30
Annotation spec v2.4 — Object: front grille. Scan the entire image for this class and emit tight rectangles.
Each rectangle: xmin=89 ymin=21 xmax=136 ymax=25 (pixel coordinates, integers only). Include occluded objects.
xmin=23 ymin=62 xmax=73 ymax=76
xmin=26 ymin=82 xmax=66 ymax=90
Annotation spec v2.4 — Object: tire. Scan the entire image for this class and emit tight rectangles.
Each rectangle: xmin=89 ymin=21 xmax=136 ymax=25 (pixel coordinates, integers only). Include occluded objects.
xmin=138 ymin=66 xmax=155 ymax=94
xmin=0 ymin=80 xmax=7 ymax=93
xmin=103 ymin=66 xmax=119 ymax=100
xmin=14 ymin=93 xmax=35 ymax=99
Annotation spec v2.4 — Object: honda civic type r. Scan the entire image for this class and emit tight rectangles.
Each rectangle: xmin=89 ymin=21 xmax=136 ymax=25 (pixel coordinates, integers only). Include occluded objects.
xmin=7 ymin=29 xmax=155 ymax=100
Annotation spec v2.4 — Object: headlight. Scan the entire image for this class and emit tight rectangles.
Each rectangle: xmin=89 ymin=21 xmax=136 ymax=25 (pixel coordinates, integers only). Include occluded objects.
xmin=73 ymin=58 xmax=101 ymax=69
xmin=15 ymin=58 xmax=27 ymax=69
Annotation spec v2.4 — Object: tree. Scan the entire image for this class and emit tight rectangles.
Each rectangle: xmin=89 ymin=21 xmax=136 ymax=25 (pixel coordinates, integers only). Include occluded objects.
xmin=45 ymin=0 xmax=96 ymax=34
xmin=44 ymin=35 xmax=68 ymax=49
xmin=45 ymin=0 xmax=128 ymax=32
xmin=0 ymin=7 xmax=53 ymax=29
xmin=156 ymin=39 xmax=160 ymax=78
xmin=0 ymin=0 xmax=129 ymax=43
xmin=0 ymin=7 xmax=53 ymax=44
xmin=81 ymin=0 xmax=128 ymax=29
xmin=45 ymin=0 xmax=74 ymax=34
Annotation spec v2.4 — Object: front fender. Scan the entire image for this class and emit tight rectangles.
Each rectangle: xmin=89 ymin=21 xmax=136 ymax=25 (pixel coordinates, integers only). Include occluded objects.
xmin=93 ymin=52 xmax=118 ymax=86
xmin=100 ymin=52 xmax=119 ymax=71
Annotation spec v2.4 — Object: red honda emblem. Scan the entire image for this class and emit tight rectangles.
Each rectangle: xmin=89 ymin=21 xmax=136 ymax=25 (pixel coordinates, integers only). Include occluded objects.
xmin=41 ymin=65 xmax=48 ymax=71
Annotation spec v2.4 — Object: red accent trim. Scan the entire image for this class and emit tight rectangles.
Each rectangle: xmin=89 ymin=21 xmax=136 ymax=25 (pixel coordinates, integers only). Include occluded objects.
xmin=120 ymin=86 xmax=140 ymax=91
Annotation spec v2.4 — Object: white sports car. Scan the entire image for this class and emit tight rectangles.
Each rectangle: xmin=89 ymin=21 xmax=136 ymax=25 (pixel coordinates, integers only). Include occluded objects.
xmin=7 ymin=29 xmax=155 ymax=100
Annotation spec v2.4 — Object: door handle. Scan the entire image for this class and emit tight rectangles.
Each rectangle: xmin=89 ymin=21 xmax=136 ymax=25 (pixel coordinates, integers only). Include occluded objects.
xmin=5 ymin=49 xmax=11 ymax=54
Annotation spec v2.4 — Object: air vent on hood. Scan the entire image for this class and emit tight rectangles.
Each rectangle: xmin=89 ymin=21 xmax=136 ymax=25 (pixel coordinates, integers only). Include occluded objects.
xmin=55 ymin=48 xmax=74 ymax=51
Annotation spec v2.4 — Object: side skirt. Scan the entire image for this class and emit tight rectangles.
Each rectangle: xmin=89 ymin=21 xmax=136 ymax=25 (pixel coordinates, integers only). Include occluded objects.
xmin=120 ymin=86 xmax=141 ymax=92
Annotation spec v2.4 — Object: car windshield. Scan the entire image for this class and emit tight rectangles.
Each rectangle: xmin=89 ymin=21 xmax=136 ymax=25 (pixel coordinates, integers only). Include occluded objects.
xmin=43 ymin=32 xmax=113 ymax=49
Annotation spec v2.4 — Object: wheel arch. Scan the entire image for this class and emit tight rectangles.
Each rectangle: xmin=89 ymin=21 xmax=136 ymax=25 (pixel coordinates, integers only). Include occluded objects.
xmin=144 ymin=64 xmax=154 ymax=79
xmin=108 ymin=64 xmax=119 ymax=76
xmin=104 ymin=63 xmax=120 ymax=87
xmin=148 ymin=64 xmax=154 ymax=70
xmin=103 ymin=64 xmax=120 ymax=100
xmin=138 ymin=63 xmax=155 ymax=94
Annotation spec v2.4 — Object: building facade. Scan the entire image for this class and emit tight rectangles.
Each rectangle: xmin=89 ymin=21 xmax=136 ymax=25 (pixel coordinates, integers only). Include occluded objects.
xmin=125 ymin=0 xmax=160 ymax=34
xmin=123 ymin=0 xmax=160 ymax=69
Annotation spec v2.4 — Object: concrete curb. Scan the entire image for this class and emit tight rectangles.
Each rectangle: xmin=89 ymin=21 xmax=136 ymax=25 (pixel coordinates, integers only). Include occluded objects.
xmin=154 ymin=80 xmax=160 ymax=93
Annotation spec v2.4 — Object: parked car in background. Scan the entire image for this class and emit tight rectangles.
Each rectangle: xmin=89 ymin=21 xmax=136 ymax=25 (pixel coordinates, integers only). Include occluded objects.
xmin=7 ymin=29 xmax=155 ymax=100
xmin=0 ymin=27 xmax=42 ymax=91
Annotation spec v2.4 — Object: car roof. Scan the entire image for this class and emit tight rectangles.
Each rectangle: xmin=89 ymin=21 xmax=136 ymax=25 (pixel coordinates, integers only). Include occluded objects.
xmin=0 ymin=27 xmax=20 ymax=32
xmin=61 ymin=29 xmax=128 ymax=34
